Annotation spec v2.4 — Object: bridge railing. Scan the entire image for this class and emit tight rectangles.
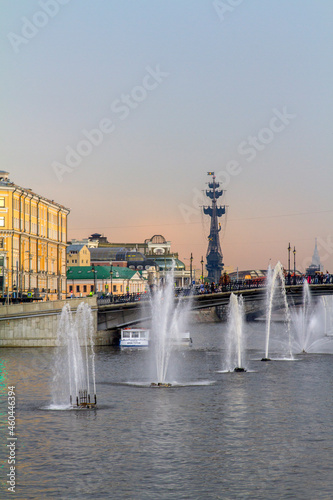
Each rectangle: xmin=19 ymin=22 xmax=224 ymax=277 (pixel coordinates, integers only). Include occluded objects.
xmin=97 ymin=281 xmax=266 ymax=305
xmin=176 ymin=280 xmax=267 ymax=296
xmin=97 ymin=292 xmax=150 ymax=306
xmin=97 ymin=280 xmax=333 ymax=306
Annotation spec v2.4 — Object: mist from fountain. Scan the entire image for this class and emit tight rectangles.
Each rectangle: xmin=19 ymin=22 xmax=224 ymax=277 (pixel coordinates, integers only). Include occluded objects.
xmin=51 ymin=302 xmax=96 ymax=408
xmin=224 ymin=293 xmax=246 ymax=372
xmin=291 ymin=282 xmax=330 ymax=353
xmin=263 ymin=261 xmax=292 ymax=360
xmin=150 ymin=269 xmax=192 ymax=385
xmin=321 ymin=295 xmax=333 ymax=337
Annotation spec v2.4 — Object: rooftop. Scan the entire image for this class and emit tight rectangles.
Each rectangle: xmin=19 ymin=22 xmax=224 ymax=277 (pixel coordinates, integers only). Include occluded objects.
xmin=67 ymin=265 xmax=145 ymax=280
xmin=0 ymin=171 xmax=70 ymax=212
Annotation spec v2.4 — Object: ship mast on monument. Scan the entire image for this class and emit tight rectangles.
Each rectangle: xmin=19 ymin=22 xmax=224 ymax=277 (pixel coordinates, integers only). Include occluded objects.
xmin=202 ymin=172 xmax=226 ymax=283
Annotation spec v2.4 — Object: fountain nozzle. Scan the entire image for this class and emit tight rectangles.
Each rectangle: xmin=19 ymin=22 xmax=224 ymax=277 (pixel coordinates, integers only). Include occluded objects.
xmin=150 ymin=382 xmax=172 ymax=388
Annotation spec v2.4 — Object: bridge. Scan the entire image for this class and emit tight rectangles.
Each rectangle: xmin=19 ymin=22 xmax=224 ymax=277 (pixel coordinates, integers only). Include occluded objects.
xmin=97 ymin=284 xmax=333 ymax=335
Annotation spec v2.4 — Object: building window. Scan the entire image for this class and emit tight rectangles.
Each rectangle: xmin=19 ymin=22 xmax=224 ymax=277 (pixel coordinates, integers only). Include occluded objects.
xmin=69 ymin=285 xmax=73 ymax=292
xmin=0 ymin=197 xmax=5 ymax=207
xmin=113 ymin=285 xmax=117 ymax=292
xmin=0 ymin=238 xmax=4 ymax=248
xmin=83 ymin=285 xmax=87 ymax=293
xmin=90 ymin=285 xmax=94 ymax=292
xmin=76 ymin=285 xmax=80 ymax=293
xmin=0 ymin=217 xmax=4 ymax=227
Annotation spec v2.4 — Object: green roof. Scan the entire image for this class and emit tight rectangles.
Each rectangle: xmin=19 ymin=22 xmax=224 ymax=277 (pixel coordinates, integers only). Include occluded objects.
xmin=67 ymin=266 xmax=142 ymax=280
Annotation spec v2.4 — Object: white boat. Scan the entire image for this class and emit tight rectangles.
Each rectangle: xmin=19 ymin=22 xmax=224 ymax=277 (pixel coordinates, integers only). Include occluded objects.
xmin=120 ymin=328 xmax=149 ymax=347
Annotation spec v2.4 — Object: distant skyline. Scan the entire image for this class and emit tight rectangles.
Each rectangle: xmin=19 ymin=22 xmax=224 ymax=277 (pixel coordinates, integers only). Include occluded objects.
xmin=2 ymin=1 xmax=333 ymax=272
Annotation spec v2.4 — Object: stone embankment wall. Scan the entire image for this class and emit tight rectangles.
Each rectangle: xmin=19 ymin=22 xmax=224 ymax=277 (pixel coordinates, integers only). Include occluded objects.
xmin=0 ymin=297 xmax=102 ymax=347
xmin=190 ymin=307 xmax=221 ymax=323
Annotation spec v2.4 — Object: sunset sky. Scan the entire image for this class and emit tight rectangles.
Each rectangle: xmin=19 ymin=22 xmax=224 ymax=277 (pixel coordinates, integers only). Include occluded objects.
xmin=2 ymin=0 xmax=333 ymax=273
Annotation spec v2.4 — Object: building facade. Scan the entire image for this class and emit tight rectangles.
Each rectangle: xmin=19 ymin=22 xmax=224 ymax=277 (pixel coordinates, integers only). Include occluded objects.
xmin=67 ymin=244 xmax=91 ymax=266
xmin=67 ymin=265 xmax=147 ymax=296
xmin=0 ymin=171 xmax=70 ymax=300
xmin=68 ymin=234 xmax=191 ymax=286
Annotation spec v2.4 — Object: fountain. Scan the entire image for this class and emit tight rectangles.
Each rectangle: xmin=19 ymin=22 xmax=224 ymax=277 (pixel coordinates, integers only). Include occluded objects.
xmin=321 ymin=295 xmax=333 ymax=337
xmin=149 ymin=268 xmax=192 ymax=387
xmin=51 ymin=302 xmax=97 ymax=409
xmin=224 ymin=293 xmax=246 ymax=372
xmin=262 ymin=261 xmax=292 ymax=361
xmin=291 ymin=282 xmax=327 ymax=353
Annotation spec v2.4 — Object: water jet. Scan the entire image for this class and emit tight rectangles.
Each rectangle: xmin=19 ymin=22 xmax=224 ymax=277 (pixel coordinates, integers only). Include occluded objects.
xmin=149 ymin=267 xmax=192 ymax=386
xmin=264 ymin=262 xmax=292 ymax=360
xmin=223 ymin=293 xmax=246 ymax=372
xmin=290 ymin=281 xmax=326 ymax=354
xmin=51 ymin=302 xmax=97 ymax=409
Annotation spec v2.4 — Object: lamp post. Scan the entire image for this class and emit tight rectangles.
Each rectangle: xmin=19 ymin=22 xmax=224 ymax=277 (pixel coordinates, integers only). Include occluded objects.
xmin=57 ymin=264 xmax=66 ymax=300
xmin=66 ymin=269 xmax=75 ymax=297
xmin=293 ymin=246 xmax=296 ymax=285
xmin=190 ymin=252 xmax=193 ymax=287
xmin=288 ymin=242 xmax=291 ymax=285
xmin=15 ymin=261 xmax=19 ymax=300
xmin=201 ymin=256 xmax=204 ymax=284
xmin=0 ymin=254 xmax=5 ymax=299
xmin=21 ymin=252 xmax=33 ymax=297
xmin=110 ymin=263 xmax=113 ymax=302
xmin=91 ymin=263 xmax=97 ymax=294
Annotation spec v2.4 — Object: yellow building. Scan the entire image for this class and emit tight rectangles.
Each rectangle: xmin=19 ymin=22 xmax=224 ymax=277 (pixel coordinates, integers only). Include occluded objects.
xmin=0 ymin=171 xmax=70 ymax=300
xmin=67 ymin=244 xmax=91 ymax=266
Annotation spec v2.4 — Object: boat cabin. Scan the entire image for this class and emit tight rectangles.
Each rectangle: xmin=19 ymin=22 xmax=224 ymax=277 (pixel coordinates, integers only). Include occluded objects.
xmin=120 ymin=328 xmax=149 ymax=347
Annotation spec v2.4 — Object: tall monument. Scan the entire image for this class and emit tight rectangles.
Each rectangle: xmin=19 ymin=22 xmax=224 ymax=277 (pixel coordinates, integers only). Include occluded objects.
xmin=203 ymin=172 xmax=226 ymax=283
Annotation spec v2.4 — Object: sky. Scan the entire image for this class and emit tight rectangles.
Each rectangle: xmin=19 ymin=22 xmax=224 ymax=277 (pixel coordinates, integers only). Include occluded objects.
xmin=1 ymin=0 xmax=333 ymax=274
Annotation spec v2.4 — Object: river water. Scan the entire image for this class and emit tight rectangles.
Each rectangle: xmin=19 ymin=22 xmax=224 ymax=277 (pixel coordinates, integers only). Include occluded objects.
xmin=1 ymin=321 xmax=333 ymax=499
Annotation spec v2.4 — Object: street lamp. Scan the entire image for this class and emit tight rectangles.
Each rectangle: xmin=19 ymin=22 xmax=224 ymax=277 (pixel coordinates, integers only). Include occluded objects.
xmin=190 ymin=252 xmax=193 ymax=287
xmin=0 ymin=253 xmax=5 ymax=299
xmin=288 ymin=242 xmax=291 ymax=285
xmin=91 ymin=263 xmax=97 ymax=294
xmin=201 ymin=256 xmax=204 ymax=284
xmin=293 ymin=246 xmax=296 ymax=285
xmin=67 ymin=270 xmax=74 ymax=297
xmin=58 ymin=264 xmax=67 ymax=300
xmin=110 ymin=263 xmax=113 ymax=302
xmin=21 ymin=252 xmax=33 ymax=297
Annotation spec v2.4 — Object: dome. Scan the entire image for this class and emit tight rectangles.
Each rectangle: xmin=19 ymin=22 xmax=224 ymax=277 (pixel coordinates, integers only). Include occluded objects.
xmin=150 ymin=235 xmax=166 ymax=244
